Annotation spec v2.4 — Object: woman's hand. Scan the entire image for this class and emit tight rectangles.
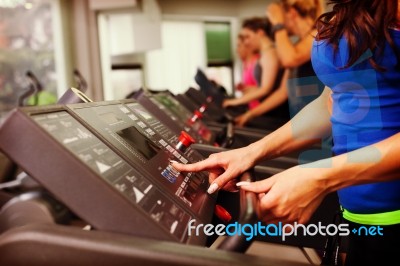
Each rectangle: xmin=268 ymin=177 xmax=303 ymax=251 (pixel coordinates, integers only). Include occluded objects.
xmin=266 ymin=3 xmax=285 ymax=25
xmin=171 ymin=147 xmax=257 ymax=194
xmin=238 ymin=165 xmax=329 ymax=224
xmin=223 ymin=99 xmax=240 ymax=108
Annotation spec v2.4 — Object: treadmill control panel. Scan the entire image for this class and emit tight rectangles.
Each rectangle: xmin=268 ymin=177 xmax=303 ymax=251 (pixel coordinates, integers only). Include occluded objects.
xmin=33 ymin=111 xmax=191 ymax=241
xmin=70 ymin=102 xmax=209 ymax=213
xmin=0 ymin=99 xmax=215 ymax=245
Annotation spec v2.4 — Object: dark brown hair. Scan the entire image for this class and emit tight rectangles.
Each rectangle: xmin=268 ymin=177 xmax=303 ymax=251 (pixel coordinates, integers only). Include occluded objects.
xmin=242 ymin=17 xmax=273 ymax=39
xmin=316 ymin=0 xmax=398 ymax=70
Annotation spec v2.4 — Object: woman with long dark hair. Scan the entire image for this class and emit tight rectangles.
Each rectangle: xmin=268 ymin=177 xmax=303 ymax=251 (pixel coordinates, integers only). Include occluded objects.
xmin=223 ymin=17 xmax=290 ymax=124
xmin=173 ymin=1 xmax=400 ymax=264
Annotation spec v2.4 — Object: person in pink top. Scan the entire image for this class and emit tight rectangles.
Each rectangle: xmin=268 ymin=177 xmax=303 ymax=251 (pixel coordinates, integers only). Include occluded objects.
xmin=235 ymin=33 xmax=260 ymax=109
xmin=224 ymin=18 xmax=289 ymax=125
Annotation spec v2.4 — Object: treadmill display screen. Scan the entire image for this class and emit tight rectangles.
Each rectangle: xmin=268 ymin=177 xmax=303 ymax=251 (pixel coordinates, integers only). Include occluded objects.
xmin=117 ymin=126 xmax=160 ymax=160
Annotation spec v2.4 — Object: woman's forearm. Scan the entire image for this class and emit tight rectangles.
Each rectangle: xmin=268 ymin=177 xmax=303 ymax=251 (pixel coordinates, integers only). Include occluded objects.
xmin=274 ymin=30 xmax=314 ymax=68
xmin=274 ymin=30 xmax=299 ymax=67
xmin=247 ymin=86 xmax=288 ymax=118
xmin=242 ymin=86 xmax=258 ymax=95
xmin=231 ymin=85 xmax=273 ymax=105
xmin=246 ymin=69 xmax=289 ymax=117
xmin=314 ymin=132 xmax=400 ymax=193
xmin=235 ymin=55 xmax=280 ymax=105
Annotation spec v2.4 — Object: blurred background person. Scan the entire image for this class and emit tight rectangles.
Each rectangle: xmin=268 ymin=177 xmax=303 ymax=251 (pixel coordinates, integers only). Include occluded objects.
xmin=267 ymin=0 xmax=325 ymax=115
xmin=234 ymin=32 xmax=260 ymax=109
xmin=226 ymin=0 xmax=326 ymax=127
xmin=234 ymin=69 xmax=289 ymax=127
xmin=223 ymin=17 xmax=289 ymax=124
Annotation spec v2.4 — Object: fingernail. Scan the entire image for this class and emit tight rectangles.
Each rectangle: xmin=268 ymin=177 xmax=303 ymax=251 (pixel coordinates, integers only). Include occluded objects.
xmin=236 ymin=181 xmax=251 ymax=187
xmin=207 ymin=183 xmax=219 ymax=194
xmin=170 ymin=160 xmax=179 ymax=165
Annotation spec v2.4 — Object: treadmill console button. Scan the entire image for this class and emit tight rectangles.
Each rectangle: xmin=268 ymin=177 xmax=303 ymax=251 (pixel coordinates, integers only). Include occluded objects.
xmin=175 ymin=131 xmax=195 ymax=153
xmin=199 ymin=104 xmax=207 ymax=113
xmin=161 ymin=164 xmax=180 ymax=183
xmin=189 ymin=110 xmax=203 ymax=124
xmin=214 ymin=204 xmax=232 ymax=223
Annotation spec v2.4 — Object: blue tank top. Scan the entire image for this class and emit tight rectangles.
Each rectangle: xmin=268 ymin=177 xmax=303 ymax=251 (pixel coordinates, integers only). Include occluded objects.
xmin=311 ymin=29 xmax=400 ymax=214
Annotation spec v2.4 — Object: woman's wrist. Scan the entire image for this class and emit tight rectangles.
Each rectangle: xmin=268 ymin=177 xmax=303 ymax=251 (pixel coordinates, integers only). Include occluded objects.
xmin=245 ymin=110 xmax=254 ymax=120
xmin=247 ymin=130 xmax=282 ymax=162
xmin=223 ymin=99 xmax=237 ymax=107
xmin=271 ymin=23 xmax=286 ymax=36
xmin=230 ymin=98 xmax=242 ymax=106
xmin=247 ymin=139 xmax=268 ymax=164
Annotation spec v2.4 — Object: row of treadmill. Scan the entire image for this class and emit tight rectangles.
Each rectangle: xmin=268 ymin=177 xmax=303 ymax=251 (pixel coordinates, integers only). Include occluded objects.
xmin=0 ymin=74 xmax=338 ymax=266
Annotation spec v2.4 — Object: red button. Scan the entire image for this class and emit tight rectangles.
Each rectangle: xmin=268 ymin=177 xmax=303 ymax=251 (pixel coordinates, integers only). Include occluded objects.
xmin=194 ymin=110 xmax=203 ymax=119
xmin=178 ymin=131 xmax=195 ymax=148
xmin=199 ymin=104 xmax=207 ymax=113
xmin=214 ymin=204 xmax=232 ymax=223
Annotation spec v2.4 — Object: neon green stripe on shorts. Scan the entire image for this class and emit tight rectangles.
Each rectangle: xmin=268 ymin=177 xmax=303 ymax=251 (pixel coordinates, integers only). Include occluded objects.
xmin=343 ymin=208 xmax=400 ymax=225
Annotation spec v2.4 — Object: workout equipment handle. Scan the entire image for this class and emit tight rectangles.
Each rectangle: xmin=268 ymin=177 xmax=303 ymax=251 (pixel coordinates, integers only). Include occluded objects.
xmin=217 ymin=169 xmax=258 ymax=252
xmin=220 ymin=121 xmax=235 ymax=148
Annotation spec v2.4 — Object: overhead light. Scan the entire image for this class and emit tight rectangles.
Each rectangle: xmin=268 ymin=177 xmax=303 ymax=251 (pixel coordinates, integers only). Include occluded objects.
xmin=0 ymin=0 xmax=29 ymax=9
xmin=24 ymin=2 xmax=32 ymax=9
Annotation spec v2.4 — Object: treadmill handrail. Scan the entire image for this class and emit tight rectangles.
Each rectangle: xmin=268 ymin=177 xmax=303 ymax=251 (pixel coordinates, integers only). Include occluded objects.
xmin=220 ymin=121 xmax=235 ymax=148
xmin=217 ymin=169 xmax=258 ymax=252
xmin=0 ymin=224 xmax=308 ymax=266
